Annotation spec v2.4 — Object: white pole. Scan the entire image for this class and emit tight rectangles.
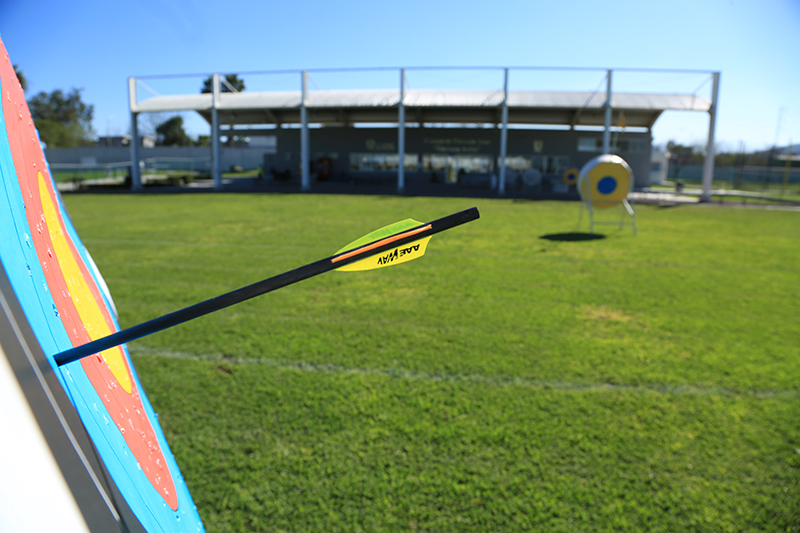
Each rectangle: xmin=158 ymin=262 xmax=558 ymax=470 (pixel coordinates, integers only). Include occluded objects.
xmin=127 ymin=78 xmax=142 ymax=191
xmin=603 ymin=69 xmax=612 ymax=155
xmin=701 ymin=72 xmax=720 ymax=202
xmin=212 ymin=73 xmax=222 ymax=190
xmin=301 ymin=70 xmax=310 ymax=191
xmin=129 ymin=113 xmax=141 ymax=191
xmin=398 ymin=68 xmax=406 ymax=193
xmin=498 ymin=68 xmax=509 ymax=195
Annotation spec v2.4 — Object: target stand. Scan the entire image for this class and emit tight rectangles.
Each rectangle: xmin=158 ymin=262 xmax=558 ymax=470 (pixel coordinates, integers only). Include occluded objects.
xmin=576 ymin=155 xmax=637 ymax=235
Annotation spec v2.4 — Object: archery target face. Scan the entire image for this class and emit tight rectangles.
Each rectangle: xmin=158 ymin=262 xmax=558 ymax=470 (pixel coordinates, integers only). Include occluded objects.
xmin=578 ymin=155 xmax=633 ymax=208
xmin=562 ymin=168 xmax=579 ymax=186
xmin=0 ymin=38 xmax=203 ymax=532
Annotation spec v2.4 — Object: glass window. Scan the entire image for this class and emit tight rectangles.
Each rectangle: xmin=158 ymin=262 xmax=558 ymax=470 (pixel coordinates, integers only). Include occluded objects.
xmin=423 ymin=155 xmax=494 ymax=173
xmin=500 ymin=155 xmax=569 ymax=174
xmin=548 ymin=156 xmax=569 ymax=174
xmin=628 ymin=140 xmax=648 ymax=153
xmin=578 ymin=138 xmax=600 ymax=152
xmin=613 ymin=139 xmax=648 ymax=153
xmin=423 ymin=155 xmax=448 ymax=172
xmin=349 ymin=153 xmax=417 ymax=171
xmin=498 ymin=156 xmax=531 ymax=172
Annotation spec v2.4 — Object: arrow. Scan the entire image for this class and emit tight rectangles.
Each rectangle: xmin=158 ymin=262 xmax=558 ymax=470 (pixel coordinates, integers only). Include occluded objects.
xmin=54 ymin=207 xmax=480 ymax=367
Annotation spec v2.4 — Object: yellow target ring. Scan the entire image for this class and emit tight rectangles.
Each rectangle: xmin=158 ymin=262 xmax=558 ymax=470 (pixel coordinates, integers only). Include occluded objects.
xmin=563 ymin=167 xmax=579 ymax=186
xmin=578 ymin=155 xmax=633 ymax=209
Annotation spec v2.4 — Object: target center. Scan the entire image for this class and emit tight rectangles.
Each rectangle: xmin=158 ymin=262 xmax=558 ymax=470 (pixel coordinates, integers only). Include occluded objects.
xmin=597 ymin=176 xmax=617 ymax=194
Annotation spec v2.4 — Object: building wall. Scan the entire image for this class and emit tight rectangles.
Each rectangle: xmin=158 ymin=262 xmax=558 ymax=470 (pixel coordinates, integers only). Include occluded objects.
xmin=264 ymin=127 xmax=652 ymax=187
xmin=650 ymin=150 xmax=668 ymax=185
xmin=45 ymin=127 xmax=652 ymax=187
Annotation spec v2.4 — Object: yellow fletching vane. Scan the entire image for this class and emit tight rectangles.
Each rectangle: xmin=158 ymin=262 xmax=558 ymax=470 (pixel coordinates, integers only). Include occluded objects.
xmin=337 ymin=236 xmax=431 ymax=271
xmin=335 ymin=219 xmax=431 ymax=271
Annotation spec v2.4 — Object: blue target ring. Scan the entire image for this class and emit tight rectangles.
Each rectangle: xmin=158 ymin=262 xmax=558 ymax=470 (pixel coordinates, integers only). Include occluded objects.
xmin=597 ymin=176 xmax=617 ymax=194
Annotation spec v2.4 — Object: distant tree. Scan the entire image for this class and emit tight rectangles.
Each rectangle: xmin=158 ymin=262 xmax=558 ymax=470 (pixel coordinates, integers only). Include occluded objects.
xmin=196 ymin=135 xmax=210 ymax=146
xmin=29 ymin=88 xmax=95 ymax=147
xmin=200 ymin=74 xmax=245 ymax=93
xmin=139 ymin=112 xmax=166 ymax=139
xmin=13 ymin=65 xmax=27 ymax=92
xmin=155 ymin=116 xmax=193 ymax=146
xmin=714 ymin=152 xmax=737 ymax=166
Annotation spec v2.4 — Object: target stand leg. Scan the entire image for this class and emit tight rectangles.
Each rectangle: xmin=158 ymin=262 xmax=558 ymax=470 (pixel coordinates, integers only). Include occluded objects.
xmin=577 ymin=201 xmax=595 ymax=234
xmin=579 ymin=199 xmax=636 ymax=236
xmin=577 ymin=201 xmax=588 ymax=232
xmin=622 ymin=199 xmax=637 ymax=235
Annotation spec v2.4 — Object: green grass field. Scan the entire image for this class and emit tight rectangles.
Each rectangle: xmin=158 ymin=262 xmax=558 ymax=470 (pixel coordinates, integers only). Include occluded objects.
xmin=52 ymin=168 xmax=128 ymax=183
xmin=63 ymin=193 xmax=800 ymax=532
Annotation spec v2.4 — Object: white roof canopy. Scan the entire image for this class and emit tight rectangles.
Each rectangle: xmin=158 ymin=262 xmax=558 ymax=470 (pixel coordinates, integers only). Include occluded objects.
xmin=131 ymin=88 xmax=711 ymax=129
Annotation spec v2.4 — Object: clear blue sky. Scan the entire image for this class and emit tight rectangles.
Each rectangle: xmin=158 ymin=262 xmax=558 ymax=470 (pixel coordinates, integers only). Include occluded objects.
xmin=1 ymin=0 xmax=798 ymax=151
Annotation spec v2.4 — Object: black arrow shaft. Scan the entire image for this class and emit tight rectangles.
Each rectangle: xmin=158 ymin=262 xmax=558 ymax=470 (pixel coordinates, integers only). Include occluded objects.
xmin=54 ymin=207 xmax=479 ymax=366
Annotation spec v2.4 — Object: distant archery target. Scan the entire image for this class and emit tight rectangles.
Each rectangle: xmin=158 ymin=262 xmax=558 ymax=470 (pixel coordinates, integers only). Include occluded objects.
xmin=578 ymin=155 xmax=633 ymax=209
xmin=522 ymin=168 xmax=542 ymax=188
xmin=563 ymin=167 xmax=579 ymax=186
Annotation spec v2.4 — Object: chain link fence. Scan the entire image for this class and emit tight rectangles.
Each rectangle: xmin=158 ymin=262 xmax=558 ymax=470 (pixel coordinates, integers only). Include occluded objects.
xmin=667 ymin=163 xmax=800 ymax=196
xmin=50 ymin=157 xmax=212 ymax=189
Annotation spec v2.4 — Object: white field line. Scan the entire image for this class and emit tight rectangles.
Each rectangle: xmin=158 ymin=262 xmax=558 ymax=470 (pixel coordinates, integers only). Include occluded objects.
xmin=81 ymin=238 xmax=324 ymax=251
xmin=128 ymin=346 xmax=799 ymax=400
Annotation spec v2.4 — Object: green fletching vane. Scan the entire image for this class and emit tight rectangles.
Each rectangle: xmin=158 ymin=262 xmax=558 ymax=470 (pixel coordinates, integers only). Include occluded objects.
xmin=336 ymin=219 xmax=422 ymax=253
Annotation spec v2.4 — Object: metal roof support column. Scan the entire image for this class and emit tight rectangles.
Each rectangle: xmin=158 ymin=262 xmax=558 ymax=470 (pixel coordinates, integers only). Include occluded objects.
xmin=701 ymin=72 xmax=720 ymax=202
xmin=397 ymin=68 xmax=406 ymax=193
xmin=129 ymin=113 xmax=141 ymax=191
xmin=301 ymin=71 xmax=310 ymax=191
xmin=498 ymin=68 xmax=509 ymax=196
xmin=127 ymin=78 xmax=142 ymax=191
xmin=603 ymin=69 xmax=612 ymax=154
xmin=212 ymin=73 xmax=222 ymax=191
